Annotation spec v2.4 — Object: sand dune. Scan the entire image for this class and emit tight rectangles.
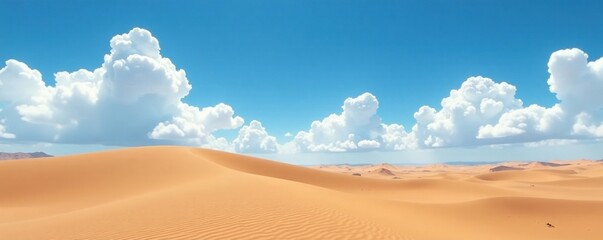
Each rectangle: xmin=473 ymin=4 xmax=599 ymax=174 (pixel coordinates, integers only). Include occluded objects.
xmin=1 ymin=146 xmax=602 ymax=239
xmin=520 ymin=161 xmax=571 ymax=168
xmin=489 ymin=165 xmax=524 ymax=172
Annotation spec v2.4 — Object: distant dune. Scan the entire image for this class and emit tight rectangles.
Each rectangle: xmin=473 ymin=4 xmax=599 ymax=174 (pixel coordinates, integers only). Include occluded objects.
xmin=520 ymin=161 xmax=571 ymax=168
xmin=0 ymin=152 xmax=52 ymax=160
xmin=1 ymin=146 xmax=602 ymax=239
xmin=489 ymin=165 xmax=524 ymax=172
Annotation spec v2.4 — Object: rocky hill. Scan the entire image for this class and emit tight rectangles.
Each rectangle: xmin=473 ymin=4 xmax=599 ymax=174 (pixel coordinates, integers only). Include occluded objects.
xmin=0 ymin=152 xmax=53 ymax=160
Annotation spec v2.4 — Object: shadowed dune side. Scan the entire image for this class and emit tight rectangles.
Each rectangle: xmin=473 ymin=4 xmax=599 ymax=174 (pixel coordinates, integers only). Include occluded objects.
xmin=475 ymin=169 xmax=580 ymax=182
xmin=0 ymin=148 xmax=230 ymax=203
xmin=489 ymin=165 xmax=524 ymax=172
xmin=0 ymin=147 xmax=230 ymax=223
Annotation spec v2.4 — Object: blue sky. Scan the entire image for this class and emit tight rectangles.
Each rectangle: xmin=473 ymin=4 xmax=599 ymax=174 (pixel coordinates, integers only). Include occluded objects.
xmin=1 ymin=0 xmax=603 ymax=163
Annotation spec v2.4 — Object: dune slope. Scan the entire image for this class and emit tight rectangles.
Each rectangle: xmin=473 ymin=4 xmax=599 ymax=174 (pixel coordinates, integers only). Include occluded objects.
xmin=1 ymin=146 xmax=602 ymax=240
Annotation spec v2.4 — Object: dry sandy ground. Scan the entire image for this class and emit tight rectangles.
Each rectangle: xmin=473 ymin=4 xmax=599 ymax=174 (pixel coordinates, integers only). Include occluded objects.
xmin=1 ymin=146 xmax=602 ymax=240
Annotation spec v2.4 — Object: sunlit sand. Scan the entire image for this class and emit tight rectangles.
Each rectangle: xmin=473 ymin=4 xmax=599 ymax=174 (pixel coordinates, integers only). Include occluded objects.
xmin=1 ymin=146 xmax=602 ymax=239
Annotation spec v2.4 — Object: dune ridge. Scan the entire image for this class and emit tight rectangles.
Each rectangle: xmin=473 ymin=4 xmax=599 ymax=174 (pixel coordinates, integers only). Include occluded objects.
xmin=1 ymin=146 xmax=602 ymax=240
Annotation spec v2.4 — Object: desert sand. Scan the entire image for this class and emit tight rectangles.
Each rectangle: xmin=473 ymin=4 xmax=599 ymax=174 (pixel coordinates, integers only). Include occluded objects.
xmin=1 ymin=146 xmax=602 ymax=240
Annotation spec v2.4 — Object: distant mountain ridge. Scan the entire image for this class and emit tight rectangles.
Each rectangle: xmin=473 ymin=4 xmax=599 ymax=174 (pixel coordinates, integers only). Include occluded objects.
xmin=0 ymin=152 xmax=53 ymax=160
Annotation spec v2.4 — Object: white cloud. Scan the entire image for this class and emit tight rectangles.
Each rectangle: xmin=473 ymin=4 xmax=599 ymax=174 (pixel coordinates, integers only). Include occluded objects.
xmin=289 ymin=48 xmax=603 ymax=153
xmin=547 ymin=48 xmax=603 ymax=112
xmin=233 ymin=120 xmax=278 ymax=153
xmin=0 ymin=28 xmax=244 ymax=146
xmin=357 ymin=139 xmax=381 ymax=149
xmin=478 ymin=48 xmax=603 ymax=141
xmin=2 ymin=27 xmax=602 ymax=155
xmin=381 ymin=123 xmax=417 ymax=150
xmin=477 ymin=104 xmax=565 ymax=140
xmin=0 ymin=120 xmax=15 ymax=139
xmin=572 ymin=112 xmax=603 ymax=137
xmin=411 ymin=76 xmax=523 ymax=147
xmin=201 ymin=135 xmax=234 ymax=152
xmin=286 ymin=92 xmax=415 ymax=153
xmin=0 ymin=60 xmax=47 ymax=104
xmin=418 ymin=48 xmax=603 ymax=146
xmin=149 ymin=103 xmax=244 ymax=141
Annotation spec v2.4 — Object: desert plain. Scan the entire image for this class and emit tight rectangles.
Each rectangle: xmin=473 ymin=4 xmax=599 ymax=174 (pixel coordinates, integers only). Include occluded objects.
xmin=1 ymin=146 xmax=602 ymax=239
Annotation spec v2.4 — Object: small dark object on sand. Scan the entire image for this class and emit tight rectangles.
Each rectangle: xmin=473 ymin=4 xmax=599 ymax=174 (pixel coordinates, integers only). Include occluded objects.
xmin=547 ymin=223 xmax=555 ymax=228
xmin=352 ymin=173 xmax=361 ymax=176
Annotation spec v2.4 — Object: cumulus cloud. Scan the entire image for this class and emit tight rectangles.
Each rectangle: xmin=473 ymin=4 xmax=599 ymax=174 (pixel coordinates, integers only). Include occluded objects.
xmin=233 ymin=120 xmax=278 ymax=153
xmin=288 ymin=47 xmax=603 ymax=153
xmin=0 ymin=60 xmax=47 ymax=104
xmin=573 ymin=112 xmax=603 ymax=136
xmin=0 ymin=28 xmax=243 ymax=147
xmin=547 ymin=48 xmax=603 ymax=111
xmin=478 ymin=48 xmax=603 ymax=142
xmin=412 ymin=49 xmax=603 ymax=147
xmin=411 ymin=76 xmax=523 ymax=147
xmin=381 ymin=123 xmax=417 ymax=150
xmin=286 ymin=92 xmax=416 ymax=153
xmin=149 ymin=103 xmax=244 ymax=141
xmin=477 ymin=104 xmax=565 ymax=141
xmin=357 ymin=139 xmax=380 ymax=149
xmin=2 ymin=27 xmax=602 ymax=154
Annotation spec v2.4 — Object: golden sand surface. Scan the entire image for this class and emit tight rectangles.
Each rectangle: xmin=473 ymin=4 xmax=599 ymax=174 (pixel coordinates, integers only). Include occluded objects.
xmin=1 ymin=146 xmax=602 ymax=239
